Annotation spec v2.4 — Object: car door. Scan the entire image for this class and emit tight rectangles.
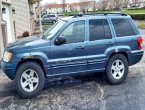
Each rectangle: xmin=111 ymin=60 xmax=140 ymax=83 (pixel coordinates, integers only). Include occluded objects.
xmin=86 ymin=18 xmax=115 ymax=71
xmin=49 ymin=20 xmax=87 ymax=75
xmin=43 ymin=15 xmax=52 ymax=23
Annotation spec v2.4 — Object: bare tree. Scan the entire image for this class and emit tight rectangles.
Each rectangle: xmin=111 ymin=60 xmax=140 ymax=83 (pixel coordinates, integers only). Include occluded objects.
xmin=97 ymin=0 xmax=108 ymax=11
xmin=78 ymin=0 xmax=93 ymax=13
xmin=91 ymin=1 xmax=97 ymax=11
xmin=61 ymin=0 xmax=66 ymax=13
xmin=69 ymin=3 xmax=78 ymax=12
xmin=111 ymin=0 xmax=125 ymax=10
xmin=122 ymin=0 xmax=130 ymax=8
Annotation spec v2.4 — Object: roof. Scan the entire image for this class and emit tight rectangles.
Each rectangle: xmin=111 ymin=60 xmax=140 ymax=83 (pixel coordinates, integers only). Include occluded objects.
xmin=59 ymin=13 xmax=130 ymax=23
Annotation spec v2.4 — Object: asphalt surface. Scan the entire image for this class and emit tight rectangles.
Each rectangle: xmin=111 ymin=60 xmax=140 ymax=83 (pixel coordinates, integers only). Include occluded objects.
xmin=0 ymin=29 xmax=145 ymax=110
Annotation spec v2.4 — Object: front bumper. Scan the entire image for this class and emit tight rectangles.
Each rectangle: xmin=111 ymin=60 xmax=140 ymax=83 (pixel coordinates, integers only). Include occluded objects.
xmin=1 ymin=60 xmax=17 ymax=80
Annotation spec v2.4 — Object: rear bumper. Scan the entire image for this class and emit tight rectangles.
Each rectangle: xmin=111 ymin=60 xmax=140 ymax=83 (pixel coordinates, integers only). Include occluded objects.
xmin=128 ymin=50 xmax=144 ymax=66
xmin=1 ymin=60 xmax=17 ymax=80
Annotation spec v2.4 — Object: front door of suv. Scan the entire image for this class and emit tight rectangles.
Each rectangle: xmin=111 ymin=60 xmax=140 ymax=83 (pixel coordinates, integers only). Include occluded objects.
xmin=49 ymin=20 xmax=87 ymax=75
xmin=86 ymin=18 xmax=115 ymax=71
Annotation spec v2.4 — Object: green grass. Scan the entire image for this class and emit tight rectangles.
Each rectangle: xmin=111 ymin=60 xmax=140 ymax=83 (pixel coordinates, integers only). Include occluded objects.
xmin=137 ymin=23 xmax=145 ymax=29
xmin=123 ymin=9 xmax=145 ymax=14
xmin=43 ymin=24 xmax=52 ymax=30
xmin=64 ymin=11 xmax=79 ymax=16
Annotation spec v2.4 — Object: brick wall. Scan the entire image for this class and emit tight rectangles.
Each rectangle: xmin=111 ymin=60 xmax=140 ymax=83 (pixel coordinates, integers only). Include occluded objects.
xmin=12 ymin=0 xmax=31 ymax=38
xmin=1 ymin=23 xmax=7 ymax=48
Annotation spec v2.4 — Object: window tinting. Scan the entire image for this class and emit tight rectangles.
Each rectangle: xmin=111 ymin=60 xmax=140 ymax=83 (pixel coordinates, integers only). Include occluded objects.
xmin=112 ymin=19 xmax=136 ymax=37
xmin=60 ymin=21 xmax=85 ymax=44
xmin=89 ymin=19 xmax=112 ymax=41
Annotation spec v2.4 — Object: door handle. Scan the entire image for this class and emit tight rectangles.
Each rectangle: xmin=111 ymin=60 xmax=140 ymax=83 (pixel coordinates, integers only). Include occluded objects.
xmin=106 ymin=42 xmax=114 ymax=45
xmin=76 ymin=46 xmax=85 ymax=49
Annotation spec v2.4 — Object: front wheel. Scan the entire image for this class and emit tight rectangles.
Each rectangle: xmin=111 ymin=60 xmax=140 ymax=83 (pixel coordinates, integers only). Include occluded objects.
xmin=106 ymin=54 xmax=128 ymax=85
xmin=15 ymin=62 xmax=45 ymax=99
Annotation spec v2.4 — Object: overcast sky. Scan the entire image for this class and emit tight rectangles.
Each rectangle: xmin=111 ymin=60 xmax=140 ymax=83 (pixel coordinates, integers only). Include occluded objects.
xmin=41 ymin=0 xmax=78 ymax=5
xmin=41 ymin=0 xmax=96 ymax=5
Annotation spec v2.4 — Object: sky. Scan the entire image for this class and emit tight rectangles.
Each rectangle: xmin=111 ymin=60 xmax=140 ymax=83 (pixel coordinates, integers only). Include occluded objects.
xmin=41 ymin=0 xmax=78 ymax=5
xmin=41 ymin=0 xmax=97 ymax=5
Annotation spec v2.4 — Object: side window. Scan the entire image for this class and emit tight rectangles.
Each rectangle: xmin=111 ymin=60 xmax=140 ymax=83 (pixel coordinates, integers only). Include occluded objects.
xmin=51 ymin=15 xmax=55 ymax=17
xmin=60 ymin=21 xmax=85 ymax=44
xmin=44 ymin=16 xmax=47 ymax=18
xmin=44 ymin=15 xmax=49 ymax=18
xmin=112 ymin=19 xmax=136 ymax=37
xmin=104 ymin=20 xmax=112 ymax=39
xmin=89 ymin=19 xmax=112 ymax=41
xmin=49 ymin=15 xmax=54 ymax=17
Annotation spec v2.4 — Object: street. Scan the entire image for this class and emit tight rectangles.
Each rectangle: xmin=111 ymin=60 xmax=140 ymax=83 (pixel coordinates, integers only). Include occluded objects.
xmin=0 ymin=29 xmax=145 ymax=110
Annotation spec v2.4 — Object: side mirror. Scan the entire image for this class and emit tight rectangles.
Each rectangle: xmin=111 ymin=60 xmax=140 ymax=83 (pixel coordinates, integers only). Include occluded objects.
xmin=55 ymin=37 xmax=66 ymax=45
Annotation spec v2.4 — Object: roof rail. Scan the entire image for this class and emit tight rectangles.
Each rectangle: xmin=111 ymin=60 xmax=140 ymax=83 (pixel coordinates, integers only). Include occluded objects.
xmin=72 ymin=13 xmax=127 ymax=18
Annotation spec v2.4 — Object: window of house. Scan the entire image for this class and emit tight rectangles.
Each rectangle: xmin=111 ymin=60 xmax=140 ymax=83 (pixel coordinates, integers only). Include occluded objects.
xmin=89 ymin=19 xmax=112 ymax=41
xmin=60 ymin=20 xmax=85 ymax=44
xmin=112 ymin=19 xmax=136 ymax=37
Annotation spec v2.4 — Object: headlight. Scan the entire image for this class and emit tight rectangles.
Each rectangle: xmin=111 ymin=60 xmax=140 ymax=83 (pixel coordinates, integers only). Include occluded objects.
xmin=3 ymin=51 xmax=12 ymax=62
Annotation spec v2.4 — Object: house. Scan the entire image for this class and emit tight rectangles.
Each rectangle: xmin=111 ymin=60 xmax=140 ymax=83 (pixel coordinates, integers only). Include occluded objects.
xmin=43 ymin=1 xmax=96 ymax=14
xmin=128 ymin=0 xmax=145 ymax=8
xmin=0 ymin=0 xmax=42 ymax=56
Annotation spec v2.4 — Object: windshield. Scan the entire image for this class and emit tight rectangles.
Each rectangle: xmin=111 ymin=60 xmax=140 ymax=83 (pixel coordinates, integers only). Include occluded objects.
xmin=42 ymin=20 xmax=65 ymax=39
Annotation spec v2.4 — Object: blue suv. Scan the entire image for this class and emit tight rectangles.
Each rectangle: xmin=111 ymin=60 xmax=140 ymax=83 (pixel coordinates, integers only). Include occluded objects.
xmin=1 ymin=13 xmax=144 ymax=98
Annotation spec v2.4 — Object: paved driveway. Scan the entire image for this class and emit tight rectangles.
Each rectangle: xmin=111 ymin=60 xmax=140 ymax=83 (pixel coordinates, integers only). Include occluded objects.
xmin=0 ymin=29 xmax=145 ymax=110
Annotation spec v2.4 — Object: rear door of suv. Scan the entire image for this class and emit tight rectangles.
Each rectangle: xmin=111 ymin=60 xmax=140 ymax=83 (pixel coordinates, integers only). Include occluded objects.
xmin=86 ymin=17 xmax=115 ymax=71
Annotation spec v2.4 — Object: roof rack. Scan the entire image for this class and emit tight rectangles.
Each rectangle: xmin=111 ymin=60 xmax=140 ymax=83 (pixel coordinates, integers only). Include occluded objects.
xmin=72 ymin=13 xmax=127 ymax=18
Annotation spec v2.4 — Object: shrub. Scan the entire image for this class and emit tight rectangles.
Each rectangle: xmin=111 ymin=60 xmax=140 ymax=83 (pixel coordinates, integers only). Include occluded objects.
xmin=129 ymin=14 xmax=145 ymax=20
xmin=64 ymin=12 xmax=79 ymax=16
xmin=22 ymin=31 xmax=30 ymax=38
xmin=127 ymin=8 xmax=145 ymax=10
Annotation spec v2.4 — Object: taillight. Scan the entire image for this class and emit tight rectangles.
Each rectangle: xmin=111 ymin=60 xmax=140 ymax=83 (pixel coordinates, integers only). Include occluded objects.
xmin=137 ymin=37 xmax=143 ymax=50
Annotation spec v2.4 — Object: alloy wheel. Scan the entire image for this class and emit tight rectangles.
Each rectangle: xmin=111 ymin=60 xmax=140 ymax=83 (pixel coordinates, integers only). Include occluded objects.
xmin=20 ymin=69 xmax=39 ymax=92
xmin=111 ymin=59 xmax=125 ymax=80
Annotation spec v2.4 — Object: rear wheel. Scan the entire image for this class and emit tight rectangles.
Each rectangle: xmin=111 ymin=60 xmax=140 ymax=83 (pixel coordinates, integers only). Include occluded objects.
xmin=52 ymin=20 xmax=56 ymax=24
xmin=16 ymin=62 xmax=45 ymax=99
xmin=106 ymin=54 xmax=128 ymax=84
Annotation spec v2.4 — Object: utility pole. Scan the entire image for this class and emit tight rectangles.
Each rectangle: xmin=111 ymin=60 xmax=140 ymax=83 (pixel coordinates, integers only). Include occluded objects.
xmin=0 ymin=0 xmax=4 ymax=57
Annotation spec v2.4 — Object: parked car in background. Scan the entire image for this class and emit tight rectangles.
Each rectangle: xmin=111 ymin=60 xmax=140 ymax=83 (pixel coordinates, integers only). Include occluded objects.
xmin=41 ymin=14 xmax=58 ymax=24
xmin=1 ymin=13 xmax=144 ymax=98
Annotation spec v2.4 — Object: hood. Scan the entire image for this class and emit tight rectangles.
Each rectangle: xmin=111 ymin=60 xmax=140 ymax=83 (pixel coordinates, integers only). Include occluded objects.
xmin=7 ymin=36 xmax=39 ymax=48
xmin=6 ymin=36 xmax=50 ymax=52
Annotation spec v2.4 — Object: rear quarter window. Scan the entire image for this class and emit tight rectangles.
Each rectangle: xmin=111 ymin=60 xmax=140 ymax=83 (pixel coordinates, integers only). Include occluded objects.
xmin=112 ymin=19 xmax=137 ymax=37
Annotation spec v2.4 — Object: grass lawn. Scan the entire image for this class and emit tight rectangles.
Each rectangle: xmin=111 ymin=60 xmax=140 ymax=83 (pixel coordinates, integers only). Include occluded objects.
xmin=93 ymin=9 xmax=145 ymax=14
xmin=123 ymin=9 xmax=145 ymax=14
xmin=137 ymin=23 xmax=145 ymax=29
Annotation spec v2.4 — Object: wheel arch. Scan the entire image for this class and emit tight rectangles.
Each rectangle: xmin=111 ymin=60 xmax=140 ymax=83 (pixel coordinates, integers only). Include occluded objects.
xmin=109 ymin=52 xmax=128 ymax=61
xmin=15 ymin=57 xmax=47 ymax=78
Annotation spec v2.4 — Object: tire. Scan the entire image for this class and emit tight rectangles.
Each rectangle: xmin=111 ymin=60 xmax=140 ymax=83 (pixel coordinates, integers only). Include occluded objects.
xmin=52 ymin=20 xmax=56 ymax=24
xmin=106 ymin=54 xmax=128 ymax=85
xmin=15 ymin=62 xmax=45 ymax=99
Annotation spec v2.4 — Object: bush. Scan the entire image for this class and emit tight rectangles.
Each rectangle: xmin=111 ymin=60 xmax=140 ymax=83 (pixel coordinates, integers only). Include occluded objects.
xmin=127 ymin=8 xmax=145 ymax=10
xmin=129 ymin=14 xmax=145 ymax=20
xmin=64 ymin=12 xmax=79 ymax=16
